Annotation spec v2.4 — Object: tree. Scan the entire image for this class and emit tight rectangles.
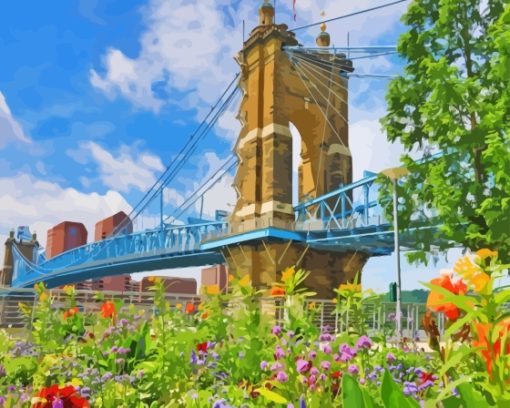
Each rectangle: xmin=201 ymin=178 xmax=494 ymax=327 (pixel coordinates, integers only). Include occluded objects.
xmin=381 ymin=0 xmax=510 ymax=262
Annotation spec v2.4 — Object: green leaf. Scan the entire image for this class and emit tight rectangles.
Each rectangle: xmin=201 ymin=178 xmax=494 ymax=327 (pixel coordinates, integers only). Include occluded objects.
xmin=456 ymin=382 xmax=494 ymax=407
xmin=254 ymin=387 xmax=288 ymax=404
xmin=381 ymin=370 xmax=420 ymax=408
xmin=342 ymin=374 xmax=364 ymax=406
xmin=441 ymin=395 xmax=463 ymax=408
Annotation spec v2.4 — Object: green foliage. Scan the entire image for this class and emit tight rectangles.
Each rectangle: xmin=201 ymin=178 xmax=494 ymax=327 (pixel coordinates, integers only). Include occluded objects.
xmin=2 ymin=256 xmax=510 ymax=406
xmin=381 ymin=0 xmax=510 ymax=261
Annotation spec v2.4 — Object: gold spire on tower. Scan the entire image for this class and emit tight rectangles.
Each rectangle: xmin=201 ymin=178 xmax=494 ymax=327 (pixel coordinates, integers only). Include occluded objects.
xmin=316 ymin=11 xmax=330 ymax=47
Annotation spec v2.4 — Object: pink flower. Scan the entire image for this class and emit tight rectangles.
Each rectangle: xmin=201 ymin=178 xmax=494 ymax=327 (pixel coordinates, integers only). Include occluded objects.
xmin=296 ymin=359 xmax=311 ymax=374
xmin=320 ymin=361 xmax=331 ymax=370
xmin=276 ymin=371 xmax=289 ymax=382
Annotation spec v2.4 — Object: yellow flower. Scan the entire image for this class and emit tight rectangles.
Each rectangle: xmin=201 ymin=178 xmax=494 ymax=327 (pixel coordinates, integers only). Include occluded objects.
xmin=39 ymin=292 xmax=48 ymax=302
xmin=206 ymin=284 xmax=220 ymax=295
xmin=338 ymin=283 xmax=361 ymax=293
xmin=63 ymin=285 xmax=75 ymax=296
xmin=308 ymin=302 xmax=316 ymax=310
xmin=228 ymin=274 xmax=235 ymax=282
xmin=454 ymin=255 xmax=490 ymax=293
xmin=175 ymin=303 xmax=182 ymax=309
xmin=147 ymin=276 xmax=155 ymax=283
xmin=332 ymin=298 xmax=338 ymax=304
xmin=239 ymin=275 xmax=251 ymax=287
xmin=281 ymin=266 xmax=295 ymax=282
xmin=69 ymin=378 xmax=83 ymax=387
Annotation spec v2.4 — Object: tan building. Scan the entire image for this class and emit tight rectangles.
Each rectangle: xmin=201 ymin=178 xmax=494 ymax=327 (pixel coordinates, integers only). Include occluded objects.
xmin=139 ymin=277 xmax=197 ymax=294
xmin=201 ymin=264 xmax=228 ymax=292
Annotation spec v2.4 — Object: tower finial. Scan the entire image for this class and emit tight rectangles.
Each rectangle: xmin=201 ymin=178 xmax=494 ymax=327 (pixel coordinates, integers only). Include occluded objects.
xmin=316 ymin=11 xmax=330 ymax=47
xmin=259 ymin=0 xmax=275 ymax=26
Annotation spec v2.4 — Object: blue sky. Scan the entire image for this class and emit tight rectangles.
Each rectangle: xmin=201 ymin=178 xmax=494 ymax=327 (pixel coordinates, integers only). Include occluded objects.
xmin=0 ymin=0 xmax=462 ymax=292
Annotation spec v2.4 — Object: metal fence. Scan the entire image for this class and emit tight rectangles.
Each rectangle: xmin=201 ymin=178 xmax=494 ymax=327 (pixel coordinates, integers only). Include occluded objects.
xmin=0 ymin=289 xmax=442 ymax=341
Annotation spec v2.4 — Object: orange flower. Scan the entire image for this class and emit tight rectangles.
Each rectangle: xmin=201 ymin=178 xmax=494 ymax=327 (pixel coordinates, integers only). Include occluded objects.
xmin=426 ymin=274 xmax=467 ymax=321
xmin=281 ymin=266 xmax=295 ymax=282
xmin=63 ymin=306 xmax=79 ymax=320
xmin=473 ymin=320 xmax=510 ymax=377
xmin=271 ymin=286 xmax=285 ymax=296
xmin=206 ymin=285 xmax=220 ymax=295
xmin=185 ymin=302 xmax=195 ymax=314
xmin=201 ymin=311 xmax=209 ymax=320
xmin=454 ymin=255 xmax=490 ymax=293
xmin=228 ymin=274 xmax=235 ymax=282
xmin=475 ymin=248 xmax=498 ymax=261
xmin=100 ymin=301 xmax=116 ymax=319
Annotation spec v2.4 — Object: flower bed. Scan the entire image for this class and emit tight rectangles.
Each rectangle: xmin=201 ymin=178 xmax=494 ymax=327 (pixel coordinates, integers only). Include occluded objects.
xmin=0 ymin=251 xmax=508 ymax=406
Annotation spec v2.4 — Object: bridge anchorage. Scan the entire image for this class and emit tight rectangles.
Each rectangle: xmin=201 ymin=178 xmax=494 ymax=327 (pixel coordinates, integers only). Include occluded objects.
xmin=4 ymin=2 xmax=429 ymax=296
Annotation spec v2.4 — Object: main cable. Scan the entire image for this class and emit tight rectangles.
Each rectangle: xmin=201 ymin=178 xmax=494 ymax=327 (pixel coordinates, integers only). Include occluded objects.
xmin=289 ymin=0 xmax=409 ymax=32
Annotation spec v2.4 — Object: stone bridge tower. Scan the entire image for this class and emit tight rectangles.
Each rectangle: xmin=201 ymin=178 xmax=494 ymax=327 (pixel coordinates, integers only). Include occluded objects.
xmin=224 ymin=2 xmax=367 ymax=296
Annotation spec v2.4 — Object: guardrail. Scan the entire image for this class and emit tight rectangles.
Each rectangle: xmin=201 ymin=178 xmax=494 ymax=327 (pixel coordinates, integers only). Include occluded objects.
xmin=0 ymin=289 xmax=442 ymax=341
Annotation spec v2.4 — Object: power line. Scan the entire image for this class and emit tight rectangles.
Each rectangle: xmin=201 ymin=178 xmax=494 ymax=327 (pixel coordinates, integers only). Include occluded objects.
xmin=289 ymin=0 xmax=409 ymax=32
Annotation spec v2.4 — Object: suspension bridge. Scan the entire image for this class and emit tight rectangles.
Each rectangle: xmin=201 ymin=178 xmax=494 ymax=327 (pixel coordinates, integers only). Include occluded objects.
xmin=3 ymin=0 xmax=440 ymax=295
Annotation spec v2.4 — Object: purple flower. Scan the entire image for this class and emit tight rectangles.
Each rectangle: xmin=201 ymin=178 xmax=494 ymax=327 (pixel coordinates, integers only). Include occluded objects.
xmin=308 ymin=351 xmax=317 ymax=359
xmin=287 ymin=404 xmax=295 ymax=408
xmin=102 ymin=372 xmax=113 ymax=381
xmin=319 ymin=333 xmax=333 ymax=341
xmin=300 ymin=396 xmax=307 ymax=408
xmin=308 ymin=374 xmax=317 ymax=385
xmin=80 ymin=387 xmax=91 ymax=398
xmin=359 ymin=378 xmax=366 ymax=385
xmin=287 ymin=331 xmax=295 ymax=338
xmin=348 ymin=365 xmax=359 ymax=375
xmin=276 ymin=371 xmax=289 ymax=382
xmin=115 ymin=358 xmax=125 ymax=365
xmin=117 ymin=347 xmax=130 ymax=355
xmin=0 ymin=365 xmax=6 ymax=377
xmin=320 ymin=343 xmax=332 ymax=354
xmin=272 ymin=325 xmax=282 ymax=336
xmin=260 ymin=361 xmax=268 ymax=370
xmin=386 ymin=352 xmax=396 ymax=363
xmin=274 ymin=346 xmax=285 ymax=359
xmin=52 ymin=398 xmax=64 ymax=408
xmin=356 ymin=335 xmax=372 ymax=350
xmin=109 ymin=346 xmax=118 ymax=353
xmin=296 ymin=359 xmax=311 ymax=374
xmin=310 ymin=367 xmax=319 ymax=376
xmin=7 ymin=386 xmax=15 ymax=393
xmin=271 ymin=362 xmax=284 ymax=371
xmin=320 ymin=360 xmax=331 ymax=370
xmin=339 ymin=344 xmax=356 ymax=362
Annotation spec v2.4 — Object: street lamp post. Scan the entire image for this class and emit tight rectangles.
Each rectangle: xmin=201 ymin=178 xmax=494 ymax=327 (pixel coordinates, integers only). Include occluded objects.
xmin=380 ymin=166 xmax=409 ymax=340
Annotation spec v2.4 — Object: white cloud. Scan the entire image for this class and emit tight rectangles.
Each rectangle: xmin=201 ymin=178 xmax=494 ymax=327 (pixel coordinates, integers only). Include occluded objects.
xmin=69 ymin=141 xmax=165 ymax=193
xmin=0 ymin=173 xmax=132 ymax=264
xmin=190 ymin=152 xmax=236 ymax=219
xmin=0 ymin=91 xmax=31 ymax=149
xmin=90 ymin=0 xmax=252 ymax=113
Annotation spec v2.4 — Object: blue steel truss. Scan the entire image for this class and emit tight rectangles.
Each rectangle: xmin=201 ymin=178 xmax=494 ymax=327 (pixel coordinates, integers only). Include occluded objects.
xmin=10 ymin=174 xmax=439 ymax=289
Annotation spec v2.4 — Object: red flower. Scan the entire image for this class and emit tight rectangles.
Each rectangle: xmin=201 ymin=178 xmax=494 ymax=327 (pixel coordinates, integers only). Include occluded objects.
xmin=426 ymin=274 xmax=467 ymax=321
xmin=331 ymin=370 xmax=342 ymax=379
xmin=63 ymin=306 xmax=79 ymax=320
xmin=196 ymin=342 xmax=208 ymax=353
xmin=271 ymin=287 xmax=285 ymax=296
xmin=32 ymin=384 xmax=89 ymax=408
xmin=100 ymin=301 xmax=116 ymax=319
xmin=185 ymin=303 xmax=195 ymax=314
xmin=420 ymin=371 xmax=436 ymax=384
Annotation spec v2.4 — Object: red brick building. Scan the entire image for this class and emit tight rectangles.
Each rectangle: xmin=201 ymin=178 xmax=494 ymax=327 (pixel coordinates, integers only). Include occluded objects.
xmin=201 ymin=264 xmax=228 ymax=292
xmin=46 ymin=222 xmax=87 ymax=259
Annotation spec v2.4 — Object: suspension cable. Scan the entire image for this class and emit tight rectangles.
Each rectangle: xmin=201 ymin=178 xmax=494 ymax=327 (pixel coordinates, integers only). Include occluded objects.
xmin=164 ymin=155 xmax=238 ymax=223
xmin=289 ymin=0 xmax=409 ymax=32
